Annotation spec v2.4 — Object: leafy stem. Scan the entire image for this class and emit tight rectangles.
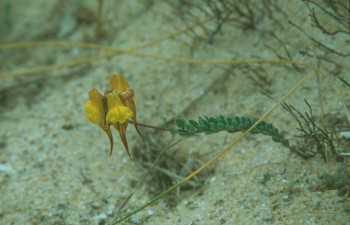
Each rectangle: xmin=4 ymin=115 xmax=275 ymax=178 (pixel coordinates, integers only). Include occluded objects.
xmin=170 ymin=115 xmax=290 ymax=148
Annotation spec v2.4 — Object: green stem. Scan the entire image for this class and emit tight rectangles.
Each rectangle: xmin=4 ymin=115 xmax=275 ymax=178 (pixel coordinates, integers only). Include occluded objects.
xmin=129 ymin=120 xmax=169 ymax=131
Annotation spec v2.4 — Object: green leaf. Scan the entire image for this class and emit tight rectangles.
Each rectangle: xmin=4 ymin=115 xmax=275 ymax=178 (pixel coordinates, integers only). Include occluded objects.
xmin=198 ymin=117 xmax=210 ymax=128
xmin=217 ymin=123 xmax=225 ymax=130
xmin=189 ymin=120 xmax=200 ymax=129
xmin=199 ymin=125 xmax=210 ymax=132
xmin=185 ymin=124 xmax=196 ymax=134
xmin=178 ymin=132 xmax=196 ymax=137
xmin=209 ymin=122 xmax=217 ymax=130
xmin=175 ymin=118 xmax=186 ymax=129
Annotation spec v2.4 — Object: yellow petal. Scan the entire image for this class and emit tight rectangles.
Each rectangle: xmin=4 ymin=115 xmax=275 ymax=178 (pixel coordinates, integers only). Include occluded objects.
xmin=88 ymin=88 xmax=104 ymax=108
xmin=85 ymin=88 xmax=105 ymax=125
xmin=106 ymin=92 xmax=123 ymax=108
xmin=106 ymin=93 xmax=134 ymax=124
xmin=85 ymin=101 xmax=102 ymax=124
xmin=106 ymin=106 xmax=133 ymax=124
xmin=109 ymin=75 xmax=130 ymax=93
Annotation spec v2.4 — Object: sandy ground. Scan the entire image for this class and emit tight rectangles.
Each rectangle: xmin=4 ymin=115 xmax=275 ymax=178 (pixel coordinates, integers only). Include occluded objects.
xmin=0 ymin=0 xmax=349 ymax=224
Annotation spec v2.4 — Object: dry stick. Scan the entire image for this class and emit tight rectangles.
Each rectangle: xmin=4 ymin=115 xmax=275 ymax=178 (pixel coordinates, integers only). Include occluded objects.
xmin=331 ymin=83 xmax=350 ymax=126
xmin=108 ymin=71 xmax=315 ymax=224
xmin=0 ymin=41 xmax=112 ymax=51
xmin=338 ymin=77 xmax=350 ymax=88
xmin=0 ymin=15 xmax=214 ymax=51
xmin=95 ymin=0 xmax=104 ymax=40
xmin=130 ymin=52 xmax=311 ymax=67
xmin=126 ymin=15 xmax=215 ymax=51
xmin=0 ymin=20 xmax=324 ymax=79
xmin=0 ymin=51 xmax=321 ymax=79
xmin=0 ymin=15 xmax=215 ymax=79
xmin=0 ymin=50 xmax=122 ymax=78
xmin=0 ymin=18 xmax=327 ymax=80
xmin=128 ymin=52 xmax=323 ymax=75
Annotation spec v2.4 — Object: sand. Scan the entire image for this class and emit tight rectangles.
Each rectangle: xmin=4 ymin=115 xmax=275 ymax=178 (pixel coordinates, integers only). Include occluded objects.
xmin=0 ymin=1 xmax=349 ymax=224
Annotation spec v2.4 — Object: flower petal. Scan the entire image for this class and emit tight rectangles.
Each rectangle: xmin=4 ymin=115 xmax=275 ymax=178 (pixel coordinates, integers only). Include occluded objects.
xmin=85 ymin=88 xmax=105 ymax=125
xmin=106 ymin=106 xmax=133 ymax=124
xmin=109 ymin=75 xmax=129 ymax=93
xmin=106 ymin=94 xmax=133 ymax=124
xmin=85 ymin=101 xmax=101 ymax=124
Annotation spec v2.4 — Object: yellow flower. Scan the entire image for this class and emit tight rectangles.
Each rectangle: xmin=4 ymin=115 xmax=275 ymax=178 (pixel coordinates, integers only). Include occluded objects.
xmin=84 ymin=75 xmax=141 ymax=159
